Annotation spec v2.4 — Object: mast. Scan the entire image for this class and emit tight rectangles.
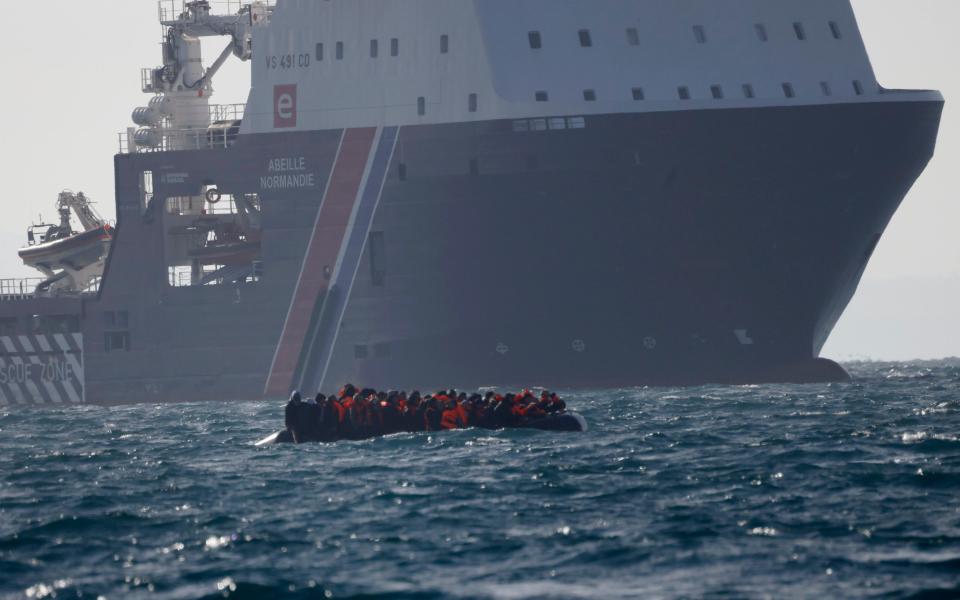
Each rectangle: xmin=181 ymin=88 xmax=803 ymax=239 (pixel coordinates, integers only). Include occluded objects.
xmin=129 ymin=0 xmax=272 ymax=151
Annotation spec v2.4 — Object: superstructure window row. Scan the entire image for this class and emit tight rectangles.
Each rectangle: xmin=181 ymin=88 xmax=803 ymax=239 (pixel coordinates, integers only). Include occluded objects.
xmin=313 ymin=35 xmax=449 ymax=61
xmin=527 ymin=79 xmax=873 ymax=105
xmin=527 ymin=20 xmax=844 ymax=51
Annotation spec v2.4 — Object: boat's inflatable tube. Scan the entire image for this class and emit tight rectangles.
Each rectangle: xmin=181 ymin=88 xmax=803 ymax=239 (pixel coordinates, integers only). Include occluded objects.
xmin=255 ymin=412 xmax=588 ymax=446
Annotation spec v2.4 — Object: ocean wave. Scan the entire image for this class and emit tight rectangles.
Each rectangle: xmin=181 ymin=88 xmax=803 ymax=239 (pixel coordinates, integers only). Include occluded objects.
xmin=1 ymin=361 xmax=959 ymax=598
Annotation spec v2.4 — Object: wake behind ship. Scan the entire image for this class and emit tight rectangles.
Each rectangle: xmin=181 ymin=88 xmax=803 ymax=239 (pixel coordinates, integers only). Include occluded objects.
xmin=0 ymin=0 xmax=943 ymax=406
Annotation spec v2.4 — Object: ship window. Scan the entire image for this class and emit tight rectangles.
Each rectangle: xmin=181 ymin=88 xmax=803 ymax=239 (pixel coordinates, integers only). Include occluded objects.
xmin=440 ymin=34 xmax=449 ymax=54
xmin=583 ymin=89 xmax=596 ymax=102
xmin=528 ymin=31 xmax=542 ymax=49
xmin=793 ymin=22 xmax=807 ymax=41
xmin=0 ymin=317 xmax=17 ymax=336
xmin=755 ymin=24 xmax=768 ymax=42
xmin=417 ymin=96 xmax=426 ymax=116
xmin=468 ymin=93 xmax=478 ymax=113
xmin=678 ymin=86 xmax=691 ymax=100
xmin=354 ymin=345 xmax=369 ymax=359
xmin=398 ymin=162 xmax=408 ymax=181
xmin=116 ymin=310 xmax=129 ymax=329
xmin=782 ymin=83 xmax=795 ymax=98
xmin=535 ymin=91 xmax=549 ymax=102
xmin=31 ymin=314 xmax=80 ymax=335
xmin=578 ymin=29 xmax=593 ymax=47
xmin=315 ymin=43 xmax=324 ymax=61
xmin=853 ymin=80 xmax=864 ymax=95
xmin=821 ymin=81 xmax=833 ymax=96
xmin=711 ymin=85 xmax=724 ymax=99
xmin=742 ymin=84 xmax=755 ymax=99
xmin=693 ymin=25 xmax=707 ymax=44
xmin=336 ymin=41 xmax=344 ymax=60
xmin=373 ymin=342 xmax=391 ymax=358
xmin=105 ymin=331 xmax=130 ymax=353
xmin=370 ymin=39 xmax=378 ymax=58
xmin=632 ymin=87 xmax=645 ymax=101
xmin=829 ymin=21 xmax=843 ymax=40
xmin=567 ymin=116 xmax=586 ymax=129
xmin=369 ymin=231 xmax=386 ymax=287
xmin=391 ymin=38 xmax=399 ymax=56
xmin=626 ymin=28 xmax=640 ymax=46
xmin=531 ymin=119 xmax=547 ymax=131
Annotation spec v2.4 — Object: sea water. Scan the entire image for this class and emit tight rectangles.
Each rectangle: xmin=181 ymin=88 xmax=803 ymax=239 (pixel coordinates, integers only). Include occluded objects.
xmin=1 ymin=361 xmax=959 ymax=599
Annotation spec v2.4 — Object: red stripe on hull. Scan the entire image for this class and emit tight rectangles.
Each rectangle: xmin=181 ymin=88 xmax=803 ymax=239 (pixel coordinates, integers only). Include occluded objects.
xmin=265 ymin=127 xmax=377 ymax=396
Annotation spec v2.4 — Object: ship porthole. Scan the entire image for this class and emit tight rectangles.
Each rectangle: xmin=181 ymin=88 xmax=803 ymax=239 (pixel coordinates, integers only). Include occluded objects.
xmin=205 ymin=188 xmax=222 ymax=204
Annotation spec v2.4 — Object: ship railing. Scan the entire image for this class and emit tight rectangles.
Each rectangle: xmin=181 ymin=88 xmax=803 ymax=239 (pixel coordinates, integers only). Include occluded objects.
xmin=158 ymin=0 xmax=275 ymax=24
xmin=210 ymin=103 xmax=246 ymax=123
xmin=0 ymin=277 xmax=102 ymax=301
xmin=118 ymin=106 xmax=245 ymax=154
xmin=0 ymin=278 xmax=46 ymax=301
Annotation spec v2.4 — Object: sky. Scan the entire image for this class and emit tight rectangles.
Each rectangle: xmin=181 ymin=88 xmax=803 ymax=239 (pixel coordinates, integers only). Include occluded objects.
xmin=0 ymin=0 xmax=955 ymax=361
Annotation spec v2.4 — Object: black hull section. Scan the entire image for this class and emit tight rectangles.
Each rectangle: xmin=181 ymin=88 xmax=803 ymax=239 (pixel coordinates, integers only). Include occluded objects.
xmin=63 ymin=99 xmax=941 ymax=404
xmin=256 ymin=412 xmax=588 ymax=445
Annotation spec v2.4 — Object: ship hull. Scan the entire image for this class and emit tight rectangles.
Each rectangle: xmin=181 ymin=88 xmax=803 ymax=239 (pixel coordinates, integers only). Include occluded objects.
xmin=324 ymin=99 xmax=943 ymax=390
xmin=1 ymin=99 xmax=938 ymax=406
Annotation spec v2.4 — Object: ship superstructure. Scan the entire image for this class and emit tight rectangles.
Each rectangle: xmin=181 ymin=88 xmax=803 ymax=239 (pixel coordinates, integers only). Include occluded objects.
xmin=0 ymin=0 xmax=943 ymax=406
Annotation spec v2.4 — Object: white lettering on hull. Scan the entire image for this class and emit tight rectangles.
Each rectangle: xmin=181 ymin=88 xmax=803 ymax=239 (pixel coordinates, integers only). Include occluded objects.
xmin=262 ymin=156 xmax=316 ymax=190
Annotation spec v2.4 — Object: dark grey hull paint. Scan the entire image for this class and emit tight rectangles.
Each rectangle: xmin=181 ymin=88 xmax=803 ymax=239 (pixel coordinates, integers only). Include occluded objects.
xmin=45 ymin=99 xmax=942 ymax=403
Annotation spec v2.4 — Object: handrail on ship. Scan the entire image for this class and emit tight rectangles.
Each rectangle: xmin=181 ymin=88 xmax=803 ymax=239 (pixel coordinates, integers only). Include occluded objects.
xmin=157 ymin=0 xmax=275 ymax=25
xmin=0 ymin=277 xmax=100 ymax=301
xmin=118 ymin=103 xmax=246 ymax=154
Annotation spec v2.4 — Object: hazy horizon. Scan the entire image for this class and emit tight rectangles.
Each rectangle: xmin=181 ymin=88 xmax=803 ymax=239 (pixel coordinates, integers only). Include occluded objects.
xmin=0 ymin=0 xmax=955 ymax=362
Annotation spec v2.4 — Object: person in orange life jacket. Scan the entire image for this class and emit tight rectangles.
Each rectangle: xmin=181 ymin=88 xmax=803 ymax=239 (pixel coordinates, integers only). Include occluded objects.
xmin=440 ymin=396 xmax=465 ymax=430
xmin=465 ymin=393 xmax=484 ymax=425
xmin=520 ymin=398 xmax=547 ymax=420
xmin=350 ymin=392 xmax=372 ymax=436
xmin=456 ymin=393 xmax=470 ymax=426
xmin=510 ymin=393 xmax=528 ymax=420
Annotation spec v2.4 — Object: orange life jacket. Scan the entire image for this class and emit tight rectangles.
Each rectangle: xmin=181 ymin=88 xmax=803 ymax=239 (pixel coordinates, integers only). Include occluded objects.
xmin=441 ymin=407 xmax=463 ymax=430
xmin=339 ymin=396 xmax=354 ymax=422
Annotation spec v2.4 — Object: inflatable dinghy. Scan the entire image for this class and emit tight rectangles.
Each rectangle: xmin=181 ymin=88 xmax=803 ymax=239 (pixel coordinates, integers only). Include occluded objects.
xmin=255 ymin=412 xmax=587 ymax=446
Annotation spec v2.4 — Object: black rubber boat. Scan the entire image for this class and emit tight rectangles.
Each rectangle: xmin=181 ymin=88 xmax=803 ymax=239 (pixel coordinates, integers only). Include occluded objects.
xmin=255 ymin=412 xmax=588 ymax=446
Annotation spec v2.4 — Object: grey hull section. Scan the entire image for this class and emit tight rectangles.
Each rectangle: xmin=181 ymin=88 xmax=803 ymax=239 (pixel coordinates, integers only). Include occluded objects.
xmin=327 ymin=100 xmax=942 ymax=390
xmin=9 ymin=99 xmax=938 ymax=405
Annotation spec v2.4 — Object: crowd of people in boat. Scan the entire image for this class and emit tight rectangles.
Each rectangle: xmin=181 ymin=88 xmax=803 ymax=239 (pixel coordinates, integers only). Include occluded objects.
xmin=284 ymin=384 xmax=568 ymax=442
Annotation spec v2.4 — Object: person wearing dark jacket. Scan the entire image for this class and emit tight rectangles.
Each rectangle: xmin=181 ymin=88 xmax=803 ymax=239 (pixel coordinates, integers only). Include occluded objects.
xmin=423 ymin=396 xmax=443 ymax=431
xmin=285 ymin=391 xmax=304 ymax=443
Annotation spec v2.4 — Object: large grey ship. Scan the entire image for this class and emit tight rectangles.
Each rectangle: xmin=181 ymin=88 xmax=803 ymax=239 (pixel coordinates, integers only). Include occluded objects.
xmin=0 ymin=0 xmax=944 ymax=406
